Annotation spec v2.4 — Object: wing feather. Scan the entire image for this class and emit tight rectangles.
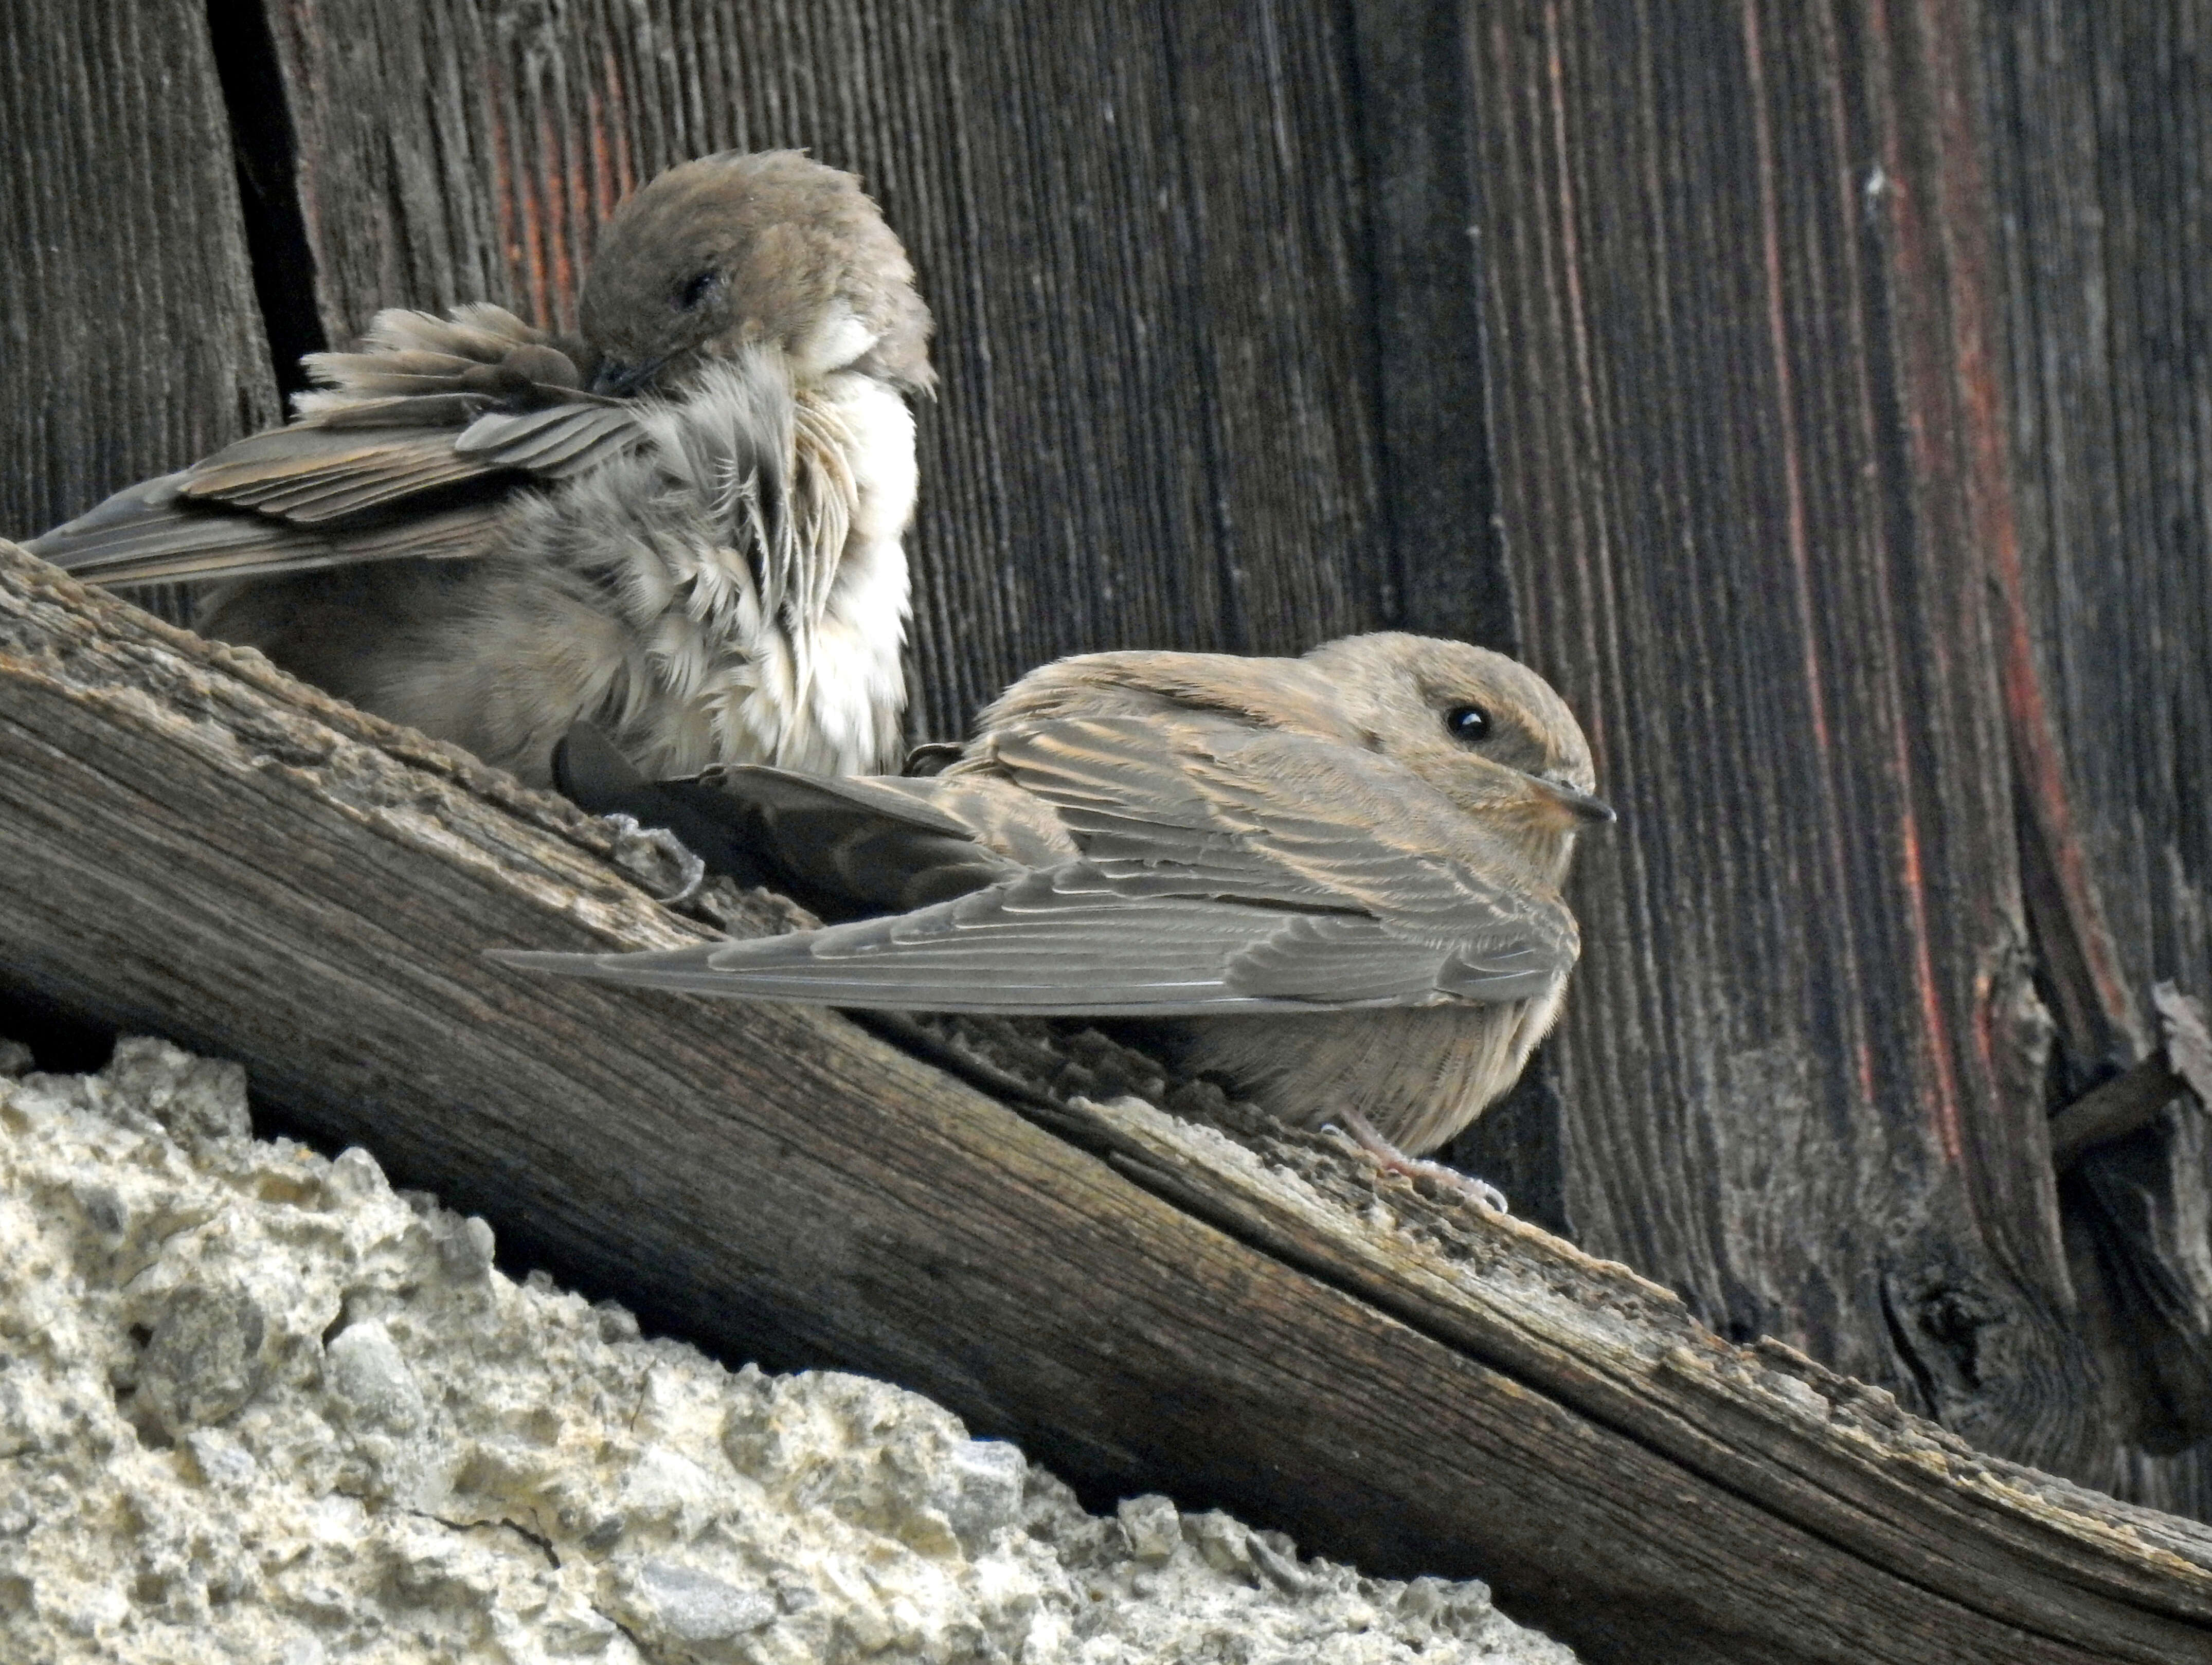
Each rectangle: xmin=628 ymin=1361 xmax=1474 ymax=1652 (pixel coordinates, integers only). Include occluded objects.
xmin=503 ymin=713 xmax=1578 ymax=1016
xmin=35 ymin=497 xmax=506 ymax=585
xmin=498 ymin=870 xmax=1375 ymax=1015
xmin=27 ymin=303 xmax=639 ymax=586
xmin=454 ymin=403 xmax=637 ymax=477
xmin=177 ymin=428 xmax=500 ymax=522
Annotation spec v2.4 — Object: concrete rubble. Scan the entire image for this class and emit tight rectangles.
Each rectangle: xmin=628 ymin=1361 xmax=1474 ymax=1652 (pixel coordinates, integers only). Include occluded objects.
xmin=0 ymin=1036 xmax=1575 ymax=1663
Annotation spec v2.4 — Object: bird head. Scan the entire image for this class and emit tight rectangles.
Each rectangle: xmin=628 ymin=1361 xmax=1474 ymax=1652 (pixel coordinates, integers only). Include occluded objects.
xmin=577 ymin=150 xmax=934 ymax=399
xmin=1303 ymin=634 xmax=1612 ymax=882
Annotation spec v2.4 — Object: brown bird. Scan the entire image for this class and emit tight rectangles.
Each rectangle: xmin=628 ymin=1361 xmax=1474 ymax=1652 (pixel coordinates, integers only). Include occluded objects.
xmin=502 ymin=633 xmax=1612 ymax=1205
xmin=26 ymin=150 xmax=933 ymax=785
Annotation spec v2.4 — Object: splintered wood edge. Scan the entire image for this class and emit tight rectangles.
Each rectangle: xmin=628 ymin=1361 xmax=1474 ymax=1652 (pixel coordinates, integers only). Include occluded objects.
xmin=1056 ymin=1095 xmax=2212 ymax=1613
xmin=0 ymin=544 xmax=794 ymax=947
xmin=3 ymin=538 xmax=2207 ymax=1651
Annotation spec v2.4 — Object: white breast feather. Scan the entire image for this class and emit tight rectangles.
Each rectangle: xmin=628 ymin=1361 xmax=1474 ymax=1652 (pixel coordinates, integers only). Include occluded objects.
xmin=600 ymin=360 xmax=916 ymax=776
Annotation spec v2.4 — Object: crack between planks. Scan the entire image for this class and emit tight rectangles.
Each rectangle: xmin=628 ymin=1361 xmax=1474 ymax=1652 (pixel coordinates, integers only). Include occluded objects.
xmin=203 ymin=0 xmax=326 ymax=402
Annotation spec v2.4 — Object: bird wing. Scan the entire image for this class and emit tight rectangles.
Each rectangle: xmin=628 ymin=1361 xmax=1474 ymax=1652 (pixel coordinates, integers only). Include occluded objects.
xmin=554 ymin=730 xmax=1030 ymax=916
xmin=499 ymin=715 xmax=1578 ymax=1015
xmin=27 ymin=304 xmax=642 ymax=586
xmin=695 ymin=765 xmax=1033 ymax=914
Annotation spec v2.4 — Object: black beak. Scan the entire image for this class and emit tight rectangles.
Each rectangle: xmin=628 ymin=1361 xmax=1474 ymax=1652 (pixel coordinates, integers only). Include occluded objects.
xmin=589 ymin=355 xmax=668 ymax=397
xmin=1538 ymin=776 xmax=1617 ymax=823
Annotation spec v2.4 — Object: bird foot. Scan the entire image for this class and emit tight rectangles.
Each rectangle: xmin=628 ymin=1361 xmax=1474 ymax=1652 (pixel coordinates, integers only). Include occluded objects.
xmin=1330 ymin=1107 xmax=1509 ymax=1214
xmin=602 ymin=813 xmax=708 ymax=905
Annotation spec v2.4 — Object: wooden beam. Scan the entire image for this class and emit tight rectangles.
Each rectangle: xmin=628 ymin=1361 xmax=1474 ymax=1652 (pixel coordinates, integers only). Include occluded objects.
xmin=4 ymin=538 xmax=2211 ymax=1663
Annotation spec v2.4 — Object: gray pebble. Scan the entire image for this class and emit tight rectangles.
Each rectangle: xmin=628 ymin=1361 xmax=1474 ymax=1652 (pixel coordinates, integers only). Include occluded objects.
xmin=434 ymin=1214 xmax=496 ymax=1282
xmin=1118 ymin=1494 xmax=1181 ymax=1564
xmin=634 ymin=1558 xmax=779 ymax=1643
xmin=138 ymin=1282 xmax=267 ymax=1436
xmin=323 ymin=1320 xmax=425 ymax=1432
xmin=104 ymin=1038 xmax=249 ymax=1145
xmin=322 ymin=1146 xmax=389 ymax=1204
xmin=945 ymin=1438 xmax=1026 ymax=1553
xmin=185 ymin=1428 xmax=261 ymax=1489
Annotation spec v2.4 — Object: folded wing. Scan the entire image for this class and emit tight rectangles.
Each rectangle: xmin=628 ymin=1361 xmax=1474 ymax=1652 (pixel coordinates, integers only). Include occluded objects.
xmin=503 ymin=714 xmax=1578 ymax=1015
xmin=28 ymin=305 xmax=640 ymax=586
xmin=559 ymin=738 xmax=1033 ymax=918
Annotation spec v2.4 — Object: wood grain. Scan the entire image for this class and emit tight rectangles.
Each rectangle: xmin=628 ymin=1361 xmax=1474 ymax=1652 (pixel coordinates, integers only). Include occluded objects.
xmin=1979 ymin=0 xmax=2212 ymax=1504
xmin=1464 ymin=0 xmax=2117 ymax=1478
xmin=1344 ymin=0 xmax=1513 ymax=648
xmin=0 ymin=0 xmax=278 ymax=547
xmin=5 ymin=537 xmax=2212 ymax=1663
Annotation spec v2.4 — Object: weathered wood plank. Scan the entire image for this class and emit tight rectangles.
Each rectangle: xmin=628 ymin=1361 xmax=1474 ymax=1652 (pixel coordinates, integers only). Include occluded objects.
xmin=241 ymin=0 xmax=1435 ymax=737
xmin=1979 ymin=0 xmax=2212 ymax=1510
xmin=0 ymin=0 xmax=278 ymax=545
xmin=1462 ymin=0 xmax=2143 ymax=1482
xmin=1344 ymin=0 xmax=1512 ymax=648
xmin=7 ymin=539 xmax=2212 ymax=1663
xmin=1074 ymin=1095 xmax=2212 ymax=1647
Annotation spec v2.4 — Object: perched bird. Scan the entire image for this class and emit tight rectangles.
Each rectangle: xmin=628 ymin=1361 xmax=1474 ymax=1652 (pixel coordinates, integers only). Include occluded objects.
xmin=505 ymin=634 xmax=1612 ymax=1203
xmin=27 ymin=150 xmax=933 ymax=785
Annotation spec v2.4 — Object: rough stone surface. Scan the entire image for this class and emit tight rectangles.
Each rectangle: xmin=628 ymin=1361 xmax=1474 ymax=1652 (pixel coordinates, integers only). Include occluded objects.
xmin=0 ymin=1037 xmax=1575 ymax=1663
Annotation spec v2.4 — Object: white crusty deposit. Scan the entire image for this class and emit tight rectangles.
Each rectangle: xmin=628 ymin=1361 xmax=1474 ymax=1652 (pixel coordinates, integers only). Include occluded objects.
xmin=0 ymin=1036 xmax=1575 ymax=1664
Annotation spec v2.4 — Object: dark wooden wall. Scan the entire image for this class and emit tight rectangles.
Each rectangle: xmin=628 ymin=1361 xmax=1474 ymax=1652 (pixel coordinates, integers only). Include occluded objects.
xmin=4 ymin=0 xmax=2206 ymax=1522
xmin=1980 ymin=0 xmax=2212 ymax=1508
xmin=0 ymin=3 xmax=278 ymax=548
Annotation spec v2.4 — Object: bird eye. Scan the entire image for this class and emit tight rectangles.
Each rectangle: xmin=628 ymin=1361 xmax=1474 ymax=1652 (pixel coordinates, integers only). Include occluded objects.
xmin=675 ymin=269 xmax=720 ymax=310
xmin=1444 ymin=704 xmax=1490 ymax=743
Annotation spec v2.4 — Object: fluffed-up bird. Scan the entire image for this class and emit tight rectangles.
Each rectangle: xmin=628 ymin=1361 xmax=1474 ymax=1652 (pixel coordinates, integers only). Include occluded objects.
xmin=501 ymin=633 xmax=1612 ymax=1204
xmin=27 ymin=150 xmax=933 ymax=785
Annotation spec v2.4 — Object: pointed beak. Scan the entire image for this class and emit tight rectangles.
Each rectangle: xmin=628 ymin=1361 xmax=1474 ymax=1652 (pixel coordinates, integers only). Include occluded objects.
xmin=1535 ymin=774 xmax=1616 ymax=823
xmin=589 ymin=354 xmax=670 ymax=397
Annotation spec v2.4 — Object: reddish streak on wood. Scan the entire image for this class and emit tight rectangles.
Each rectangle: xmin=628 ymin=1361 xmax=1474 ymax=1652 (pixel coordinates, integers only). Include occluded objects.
xmin=605 ymin=48 xmax=635 ymax=207
xmin=539 ymin=102 xmax=577 ymax=319
xmin=1852 ymin=0 xmax=1973 ymax=1168
xmin=489 ymin=98 xmax=519 ymax=295
xmin=1899 ymin=789 xmax=1967 ymax=1163
xmin=488 ymin=62 xmax=550 ymax=331
xmin=584 ymin=72 xmax=618 ymax=229
xmin=1918 ymin=0 xmax=2141 ymax=1061
xmin=562 ymin=101 xmax=590 ymax=328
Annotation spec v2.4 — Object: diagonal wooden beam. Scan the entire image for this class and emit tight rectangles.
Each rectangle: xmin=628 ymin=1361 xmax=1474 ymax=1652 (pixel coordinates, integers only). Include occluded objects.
xmin=2 ymin=538 xmax=2208 ymax=1665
